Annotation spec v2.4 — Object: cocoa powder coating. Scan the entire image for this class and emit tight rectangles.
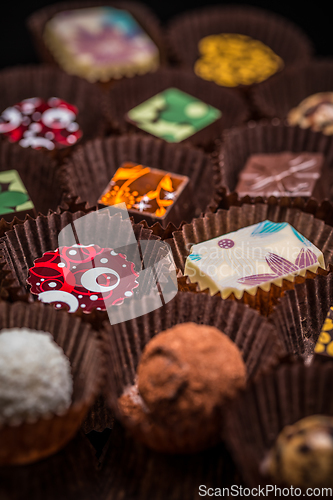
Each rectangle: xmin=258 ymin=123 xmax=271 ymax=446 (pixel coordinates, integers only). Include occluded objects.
xmin=118 ymin=323 xmax=246 ymax=452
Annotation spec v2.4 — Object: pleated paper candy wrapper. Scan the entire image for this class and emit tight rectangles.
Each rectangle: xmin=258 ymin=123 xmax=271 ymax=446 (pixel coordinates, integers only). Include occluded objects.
xmin=0 ymin=140 xmax=65 ymax=223
xmin=224 ymin=362 xmax=333 ymax=487
xmin=218 ymin=121 xmax=333 ymax=204
xmin=102 ymin=291 xmax=284 ymax=453
xmin=0 ymin=207 xmax=176 ymax=433
xmin=103 ymin=68 xmax=250 ymax=150
xmin=253 ymin=60 xmax=333 ymax=121
xmin=167 ymin=5 xmax=312 ymax=90
xmin=270 ymin=271 xmax=333 ymax=360
xmin=168 ymin=204 xmax=333 ymax=316
xmin=0 ymin=301 xmax=103 ymax=465
xmin=0 ymin=65 xmax=106 ymax=160
xmin=27 ymin=0 xmax=167 ymax=83
xmin=59 ymin=134 xmax=222 ymax=228
xmin=0 ymin=206 xmax=178 ymax=334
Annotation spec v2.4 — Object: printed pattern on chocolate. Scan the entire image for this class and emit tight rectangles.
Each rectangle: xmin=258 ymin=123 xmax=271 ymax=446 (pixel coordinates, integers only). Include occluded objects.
xmin=44 ymin=7 xmax=159 ymax=82
xmin=0 ymin=170 xmax=35 ymax=217
xmin=314 ymin=306 xmax=333 ymax=358
xmin=125 ymin=88 xmax=221 ymax=143
xmin=185 ymin=220 xmax=325 ymax=299
xmin=0 ymin=97 xmax=82 ymax=150
xmin=194 ymin=33 xmax=283 ymax=87
xmin=235 ymin=152 xmax=324 ymax=198
xmin=288 ymin=92 xmax=333 ymax=135
xmin=27 ymin=243 xmax=139 ymax=313
xmin=98 ymin=162 xmax=189 ymax=219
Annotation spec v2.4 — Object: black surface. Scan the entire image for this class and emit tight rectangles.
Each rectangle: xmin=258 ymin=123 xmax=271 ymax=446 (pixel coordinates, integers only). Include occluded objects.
xmin=86 ymin=428 xmax=113 ymax=460
xmin=0 ymin=422 xmax=242 ymax=500
xmin=0 ymin=0 xmax=331 ymax=70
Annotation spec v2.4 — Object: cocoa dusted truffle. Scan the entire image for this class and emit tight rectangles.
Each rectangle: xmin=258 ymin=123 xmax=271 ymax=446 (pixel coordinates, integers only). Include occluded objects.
xmin=118 ymin=322 xmax=246 ymax=453
xmin=262 ymin=415 xmax=333 ymax=489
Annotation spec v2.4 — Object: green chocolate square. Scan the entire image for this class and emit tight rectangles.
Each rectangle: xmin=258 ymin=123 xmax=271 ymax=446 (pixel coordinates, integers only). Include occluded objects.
xmin=126 ymin=88 xmax=222 ymax=143
xmin=0 ymin=170 xmax=34 ymax=216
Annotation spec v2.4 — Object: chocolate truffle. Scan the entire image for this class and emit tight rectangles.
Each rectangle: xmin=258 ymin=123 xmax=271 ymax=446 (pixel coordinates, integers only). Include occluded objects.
xmin=119 ymin=323 xmax=246 ymax=453
xmin=235 ymin=152 xmax=324 ymax=198
xmin=262 ymin=415 xmax=333 ymax=489
xmin=125 ymin=87 xmax=221 ymax=143
xmin=0 ymin=328 xmax=73 ymax=425
xmin=288 ymin=92 xmax=333 ymax=135
xmin=0 ymin=169 xmax=36 ymax=222
xmin=44 ymin=7 xmax=159 ymax=82
xmin=185 ymin=220 xmax=325 ymax=299
xmin=98 ymin=161 xmax=191 ymax=227
xmin=194 ymin=33 xmax=283 ymax=87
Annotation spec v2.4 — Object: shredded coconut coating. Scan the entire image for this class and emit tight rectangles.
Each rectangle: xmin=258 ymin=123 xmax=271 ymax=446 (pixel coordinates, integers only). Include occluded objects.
xmin=0 ymin=328 xmax=73 ymax=425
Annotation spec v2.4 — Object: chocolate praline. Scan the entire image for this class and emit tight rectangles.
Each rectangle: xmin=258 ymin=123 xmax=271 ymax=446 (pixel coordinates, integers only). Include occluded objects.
xmin=118 ymin=322 xmax=246 ymax=453
xmin=262 ymin=415 xmax=333 ymax=489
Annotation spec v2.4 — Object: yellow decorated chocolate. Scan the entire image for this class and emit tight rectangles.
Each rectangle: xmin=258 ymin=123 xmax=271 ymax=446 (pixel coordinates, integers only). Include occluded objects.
xmin=194 ymin=33 xmax=283 ymax=87
xmin=314 ymin=306 xmax=333 ymax=357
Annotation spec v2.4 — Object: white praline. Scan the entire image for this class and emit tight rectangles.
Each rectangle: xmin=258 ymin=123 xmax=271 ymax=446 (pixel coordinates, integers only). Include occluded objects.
xmin=0 ymin=328 xmax=73 ymax=426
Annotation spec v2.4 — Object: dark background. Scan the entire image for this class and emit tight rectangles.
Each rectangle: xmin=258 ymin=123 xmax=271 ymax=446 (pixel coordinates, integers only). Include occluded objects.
xmin=0 ymin=0 xmax=331 ymax=69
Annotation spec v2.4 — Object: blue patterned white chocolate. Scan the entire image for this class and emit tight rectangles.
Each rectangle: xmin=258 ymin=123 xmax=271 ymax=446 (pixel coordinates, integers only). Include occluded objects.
xmin=184 ymin=220 xmax=325 ymax=299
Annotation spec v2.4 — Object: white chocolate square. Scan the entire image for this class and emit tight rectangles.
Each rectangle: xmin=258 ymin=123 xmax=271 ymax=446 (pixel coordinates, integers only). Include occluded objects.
xmin=184 ymin=220 xmax=325 ymax=299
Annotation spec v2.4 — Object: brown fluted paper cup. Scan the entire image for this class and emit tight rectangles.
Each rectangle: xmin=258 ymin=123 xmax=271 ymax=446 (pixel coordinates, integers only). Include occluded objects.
xmin=207 ymin=188 xmax=333 ymax=229
xmin=0 ymin=209 xmax=162 ymax=313
xmin=59 ymin=133 xmax=222 ymax=228
xmin=167 ymin=6 xmax=312 ymax=91
xmin=167 ymin=5 xmax=313 ymax=119
xmin=0 ymin=65 xmax=106 ymax=159
xmin=253 ymin=59 xmax=333 ymax=119
xmin=102 ymin=291 xmax=284 ymax=453
xmin=103 ymin=68 xmax=250 ymax=150
xmin=0 ymin=301 xmax=103 ymax=465
xmin=27 ymin=1 xmax=167 ymax=80
xmin=224 ymin=361 xmax=333 ymax=487
xmin=218 ymin=120 xmax=333 ymax=204
xmin=270 ymin=272 xmax=333 ymax=360
xmin=0 ymin=140 xmax=62 ymax=223
xmin=168 ymin=205 xmax=333 ymax=316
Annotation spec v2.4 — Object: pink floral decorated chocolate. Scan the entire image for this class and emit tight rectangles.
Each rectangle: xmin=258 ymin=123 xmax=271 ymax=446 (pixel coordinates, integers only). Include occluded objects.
xmin=43 ymin=7 xmax=159 ymax=82
xmin=0 ymin=97 xmax=82 ymax=150
xmin=27 ymin=244 xmax=139 ymax=313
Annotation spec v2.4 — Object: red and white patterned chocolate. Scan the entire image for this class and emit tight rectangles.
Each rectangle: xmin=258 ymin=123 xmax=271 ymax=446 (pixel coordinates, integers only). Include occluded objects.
xmin=0 ymin=97 xmax=82 ymax=150
xmin=27 ymin=244 xmax=139 ymax=313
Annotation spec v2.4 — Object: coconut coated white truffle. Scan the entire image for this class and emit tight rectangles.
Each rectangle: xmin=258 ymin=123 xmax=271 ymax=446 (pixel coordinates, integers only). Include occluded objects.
xmin=0 ymin=328 xmax=73 ymax=425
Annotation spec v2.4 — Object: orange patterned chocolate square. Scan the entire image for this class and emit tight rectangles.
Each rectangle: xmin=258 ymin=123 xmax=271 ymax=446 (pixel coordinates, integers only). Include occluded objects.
xmin=98 ymin=162 xmax=190 ymax=223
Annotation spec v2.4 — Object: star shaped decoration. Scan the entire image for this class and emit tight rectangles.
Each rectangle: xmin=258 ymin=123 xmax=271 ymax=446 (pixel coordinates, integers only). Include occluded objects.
xmin=164 ymin=191 xmax=176 ymax=200
xmin=133 ymin=199 xmax=152 ymax=212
